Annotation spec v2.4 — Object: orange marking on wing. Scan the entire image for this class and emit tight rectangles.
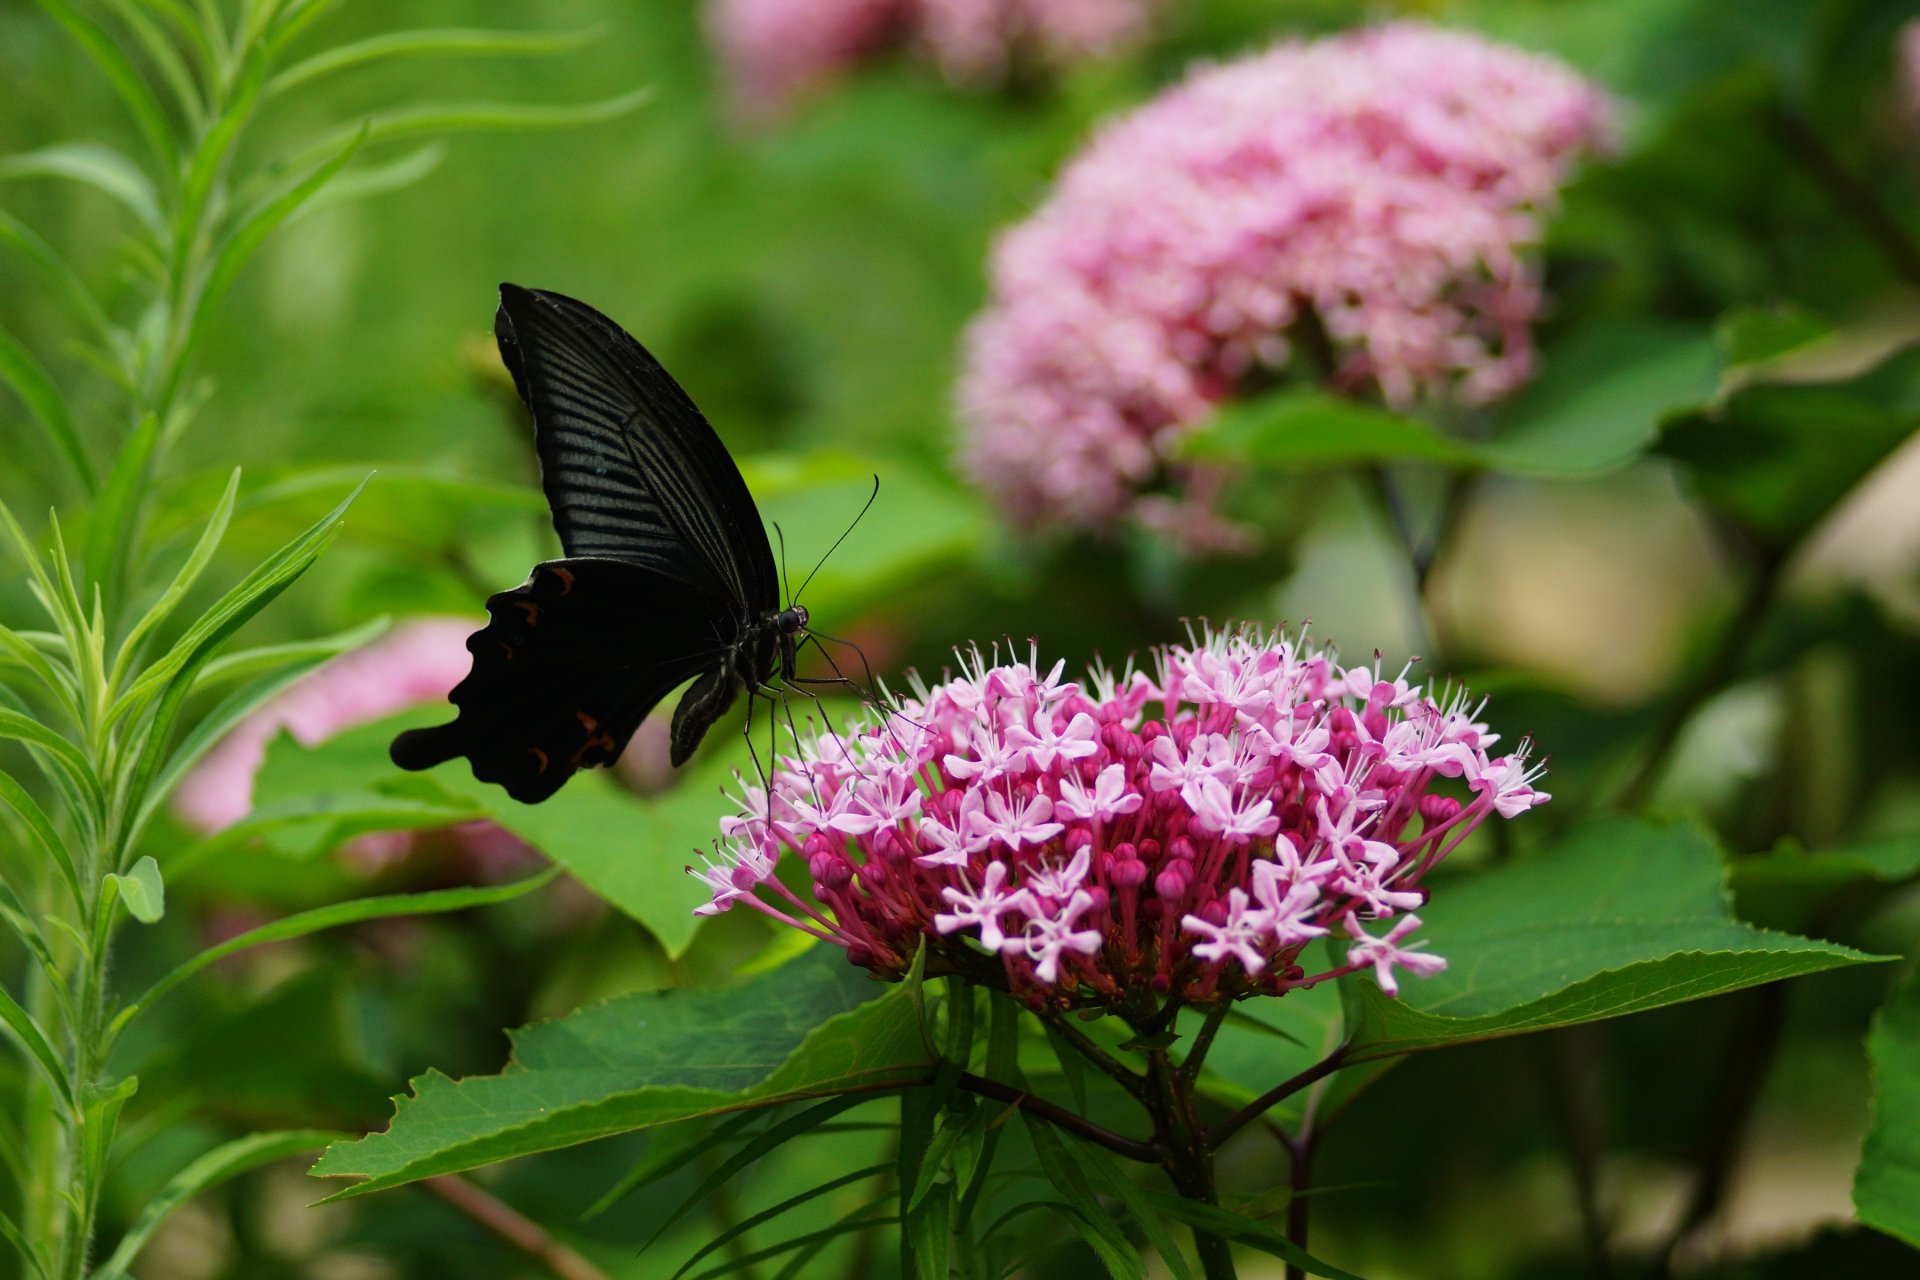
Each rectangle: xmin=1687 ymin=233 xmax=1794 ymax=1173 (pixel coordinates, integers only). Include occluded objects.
xmin=497 ymin=641 xmax=516 ymax=659
xmin=515 ymin=601 xmax=540 ymax=626
xmin=570 ymin=728 xmax=618 ymax=767
xmin=529 ymin=748 xmax=550 ymax=774
xmin=576 ymin=710 xmax=599 ymax=731
xmin=549 ymin=566 xmax=575 ymax=595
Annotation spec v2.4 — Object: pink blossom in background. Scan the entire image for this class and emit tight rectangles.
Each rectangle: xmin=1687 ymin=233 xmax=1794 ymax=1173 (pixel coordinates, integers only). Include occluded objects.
xmin=695 ymin=624 xmax=1548 ymax=1008
xmin=174 ymin=618 xmax=539 ymax=878
xmin=707 ymin=0 xmax=1156 ymax=118
xmin=957 ymin=23 xmax=1615 ymax=547
xmin=706 ymin=0 xmax=903 ymax=121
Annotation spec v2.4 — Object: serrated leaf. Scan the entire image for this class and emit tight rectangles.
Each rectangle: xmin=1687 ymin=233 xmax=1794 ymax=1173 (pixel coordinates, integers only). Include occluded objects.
xmin=1341 ymin=817 xmax=1883 ymax=1059
xmin=310 ymin=946 xmax=933 ymax=1197
xmin=1855 ymin=969 xmax=1920 ymax=1249
xmin=107 ymin=855 xmax=165 ymax=923
xmin=1203 ymin=818 xmax=1887 ymax=1127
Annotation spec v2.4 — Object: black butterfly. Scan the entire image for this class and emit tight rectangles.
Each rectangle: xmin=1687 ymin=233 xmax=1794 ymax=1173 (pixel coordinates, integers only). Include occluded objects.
xmin=390 ymin=284 xmax=811 ymax=804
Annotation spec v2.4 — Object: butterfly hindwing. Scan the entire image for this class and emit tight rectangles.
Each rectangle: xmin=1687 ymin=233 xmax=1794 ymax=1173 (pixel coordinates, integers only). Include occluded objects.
xmin=389 ymin=559 xmax=735 ymax=803
xmin=494 ymin=285 xmax=779 ymax=620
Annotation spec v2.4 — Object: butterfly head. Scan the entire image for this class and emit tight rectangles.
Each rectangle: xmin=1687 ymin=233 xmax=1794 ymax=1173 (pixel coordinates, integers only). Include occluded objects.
xmin=778 ymin=605 xmax=809 ymax=635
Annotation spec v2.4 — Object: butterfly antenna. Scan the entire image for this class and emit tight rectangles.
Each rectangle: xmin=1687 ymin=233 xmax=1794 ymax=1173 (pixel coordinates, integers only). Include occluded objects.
xmin=792 ymin=476 xmax=880 ymax=607
xmin=774 ymin=521 xmax=794 ymax=609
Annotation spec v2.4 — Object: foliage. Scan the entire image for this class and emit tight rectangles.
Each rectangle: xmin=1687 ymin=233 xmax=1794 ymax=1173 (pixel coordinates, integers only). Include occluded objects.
xmin=1 ymin=0 xmax=1917 ymax=1277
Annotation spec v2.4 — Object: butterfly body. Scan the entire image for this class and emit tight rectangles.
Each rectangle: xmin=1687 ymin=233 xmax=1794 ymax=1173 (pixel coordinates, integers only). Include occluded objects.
xmin=391 ymin=285 xmax=807 ymax=803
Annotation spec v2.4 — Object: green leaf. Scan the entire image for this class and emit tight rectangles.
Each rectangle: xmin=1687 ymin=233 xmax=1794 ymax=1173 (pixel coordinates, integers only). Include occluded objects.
xmin=252 ymin=703 xmax=774 ymax=955
xmin=1178 ymin=390 xmax=1476 ymax=469
xmin=111 ymin=468 xmax=239 ymax=694
xmin=0 ymin=210 xmax=113 ymax=341
xmin=107 ymin=855 xmax=165 ymax=923
xmin=0 ymin=322 xmax=95 ymax=494
xmin=581 ymin=1112 xmax=761 ymax=1222
xmin=1204 ymin=818 xmax=1888 ymax=1127
xmin=310 ymin=946 xmax=932 ymax=1198
xmin=1660 ymin=345 xmax=1920 ymax=549
xmin=1718 ymin=305 xmax=1834 ymax=368
xmin=0 ymin=984 xmax=73 ymax=1110
xmin=1730 ymin=835 xmax=1920 ymax=933
xmin=0 ymin=142 xmax=163 ymax=235
xmin=1069 ymin=1141 xmax=1197 ymax=1280
xmin=90 ymin=1130 xmax=338 ymax=1280
xmin=1140 ymin=1193 xmax=1365 ymax=1280
xmin=298 ymin=143 xmax=443 ymax=212
xmin=1178 ymin=321 xmax=1721 ymax=479
xmin=1480 ymin=320 xmax=1721 ymax=476
xmin=642 ymin=1095 xmax=884 ymax=1250
xmin=123 ymin=870 xmax=557 ymax=1027
xmin=0 ymin=708 xmax=102 ymax=814
xmin=1020 ymin=1116 xmax=1146 ymax=1280
xmin=270 ymin=26 xmax=599 ymax=93
xmin=286 ymin=88 xmax=654 ymax=172
xmin=672 ymin=1163 xmax=889 ymax=1280
xmin=0 ymin=767 xmax=82 ymax=906
xmin=1342 ymin=817 xmax=1884 ymax=1059
xmin=1855 ymin=969 xmax=1920 ymax=1250
xmin=82 ymin=411 xmax=159 ymax=611
xmin=29 ymin=0 xmax=177 ymax=167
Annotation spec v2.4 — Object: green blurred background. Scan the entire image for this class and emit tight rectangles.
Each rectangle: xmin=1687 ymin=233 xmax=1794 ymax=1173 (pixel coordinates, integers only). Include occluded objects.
xmin=4 ymin=0 xmax=1920 ymax=1276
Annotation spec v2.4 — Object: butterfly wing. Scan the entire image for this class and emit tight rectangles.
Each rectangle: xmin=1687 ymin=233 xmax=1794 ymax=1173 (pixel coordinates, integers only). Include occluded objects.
xmin=390 ymin=559 xmax=736 ymax=803
xmin=493 ymin=284 xmax=780 ymax=621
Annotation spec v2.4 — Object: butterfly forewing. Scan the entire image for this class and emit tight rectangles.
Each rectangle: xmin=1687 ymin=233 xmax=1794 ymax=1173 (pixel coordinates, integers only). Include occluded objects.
xmin=494 ymin=285 xmax=779 ymax=617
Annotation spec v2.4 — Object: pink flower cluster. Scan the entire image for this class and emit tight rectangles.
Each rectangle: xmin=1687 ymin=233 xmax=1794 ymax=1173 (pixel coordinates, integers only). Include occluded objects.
xmin=707 ymin=0 xmax=1155 ymax=119
xmin=695 ymin=626 xmax=1548 ymax=1010
xmin=957 ymin=23 xmax=1615 ymax=547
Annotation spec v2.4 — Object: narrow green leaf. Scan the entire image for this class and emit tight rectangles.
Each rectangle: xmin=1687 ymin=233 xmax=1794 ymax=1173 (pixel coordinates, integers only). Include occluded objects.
xmin=298 ymin=142 xmax=442 ymax=212
xmin=0 ymin=210 xmax=114 ymax=340
xmin=311 ymin=947 xmax=933 ymax=1198
xmin=671 ymin=1163 xmax=889 ymax=1280
xmin=83 ymin=411 xmax=160 ymax=612
xmin=0 ymin=142 xmax=164 ymax=235
xmin=286 ymin=87 xmax=653 ymax=170
xmin=1071 ymin=1143 xmax=1198 ymax=1280
xmin=1855 ymin=968 xmax=1920 ymax=1248
xmin=686 ymin=1195 xmax=895 ymax=1280
xmin=0 ymin=985 xmax=74 ymax=1110
xmin=90 ymin=1130 xmax=337 ymax=1280
xmin=906 ymin=1179 xmax=952 ymax=1280
xmin=581 ymin=1112 xmax=763 ymax=1222
xmin=170 ymin=55 xmax=266 ymax=301
xmin=195 ymin=125 xmax=364 ymax=321
xmin=112 ymin=477 xmax=362 ymax=796
xmin=29 ymin=0 xmax=177 ymax=166
xmin=906 ymin=1113 xmax=968 ymax=1212
xmin=107 ymin=855 xmax=166 ymax=923
xmin=1141 ymin=1193 xmax=1365 ymax=1280
xmin=111 ymin=468 xmax=239 ymax=692
xmin=97 ymin=0 xmax=203 ymax=125
xmin=0 ymin=323 xmax=95 ymax=494
xmin=0 ymin=1205 xmax=51 ymax=1280
xmin=194 ymin=616 xmax=389 ymax=691
xmin=642 ymin=1095 xmax=883 ymax=1251
xmin=0 ymin=621 xmax=81 ymax=722
xmin=0 ymin=709 xmax=101 ymax=814
xmin=0 ymin=765 xmax=82 ymax=906
xmin=1020 ymin=1116 xmax=1146 ymax=1279
xmin=270 ymin=26 xmax=598 ymax=92
xmin=125 ymin=870 xmax=557 ymax=1024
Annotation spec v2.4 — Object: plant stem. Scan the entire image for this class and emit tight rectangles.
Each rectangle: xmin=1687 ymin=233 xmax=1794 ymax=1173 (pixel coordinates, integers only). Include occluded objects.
xmin=1205 ymin=1040 xmax=1352 ymax=1151
xmin=1278 ymin=1129 xmax=1315 ymax=1280
xmin=1146 ymin=1049 xmax=1236 ymax=1280
xmin=1037 ymin=1008 xmax=1148 ymax=1100
xmin=948 ymin=1070 xmax=1158 ymax=1163
xmin=425 ymin=1175 xmax=614 ymax=1280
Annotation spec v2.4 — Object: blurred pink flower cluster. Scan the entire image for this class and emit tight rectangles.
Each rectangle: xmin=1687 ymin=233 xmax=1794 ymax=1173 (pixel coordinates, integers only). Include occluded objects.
xmin=1901 ymin=21 xmax=1920 ymax=125
xmin=707 ymin=0 xmax=1155 ymax=119
xmin=695 ymin=625 xmax=1548 ymax=1010
xmin=173 ymin=619 xmax=546 ymax=878
xmin=958 ymin=23 xmax=1614 ymax=547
